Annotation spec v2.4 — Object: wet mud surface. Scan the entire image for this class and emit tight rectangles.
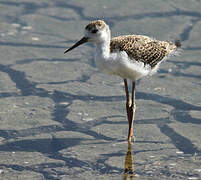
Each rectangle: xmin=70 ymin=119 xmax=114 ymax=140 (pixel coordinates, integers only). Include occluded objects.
xmin=0 ymin=0 xmax=201 ymax=179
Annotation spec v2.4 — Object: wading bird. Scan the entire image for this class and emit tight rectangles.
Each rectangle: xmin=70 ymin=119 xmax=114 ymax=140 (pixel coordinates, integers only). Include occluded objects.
xmin=64 ymin=20 xmax=181 ymax=142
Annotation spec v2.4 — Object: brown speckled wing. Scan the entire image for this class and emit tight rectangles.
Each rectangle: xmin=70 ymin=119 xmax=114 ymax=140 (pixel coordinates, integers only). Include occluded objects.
xmin=110 ymin=35 xmax=170 ymax=68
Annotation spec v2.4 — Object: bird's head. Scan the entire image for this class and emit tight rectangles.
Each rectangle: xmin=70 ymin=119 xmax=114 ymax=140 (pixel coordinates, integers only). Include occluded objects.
xmin=64 ymin=20 xmax=110 ymax=53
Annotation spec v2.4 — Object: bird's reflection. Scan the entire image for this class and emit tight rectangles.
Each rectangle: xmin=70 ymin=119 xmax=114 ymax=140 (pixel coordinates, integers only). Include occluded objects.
xmin=123 ymin=142 xmax=135 ymax=180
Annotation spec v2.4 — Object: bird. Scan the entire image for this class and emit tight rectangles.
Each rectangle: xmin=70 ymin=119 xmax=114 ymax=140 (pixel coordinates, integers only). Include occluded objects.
xmin=64 ymin=20 xmax=181 ymax=142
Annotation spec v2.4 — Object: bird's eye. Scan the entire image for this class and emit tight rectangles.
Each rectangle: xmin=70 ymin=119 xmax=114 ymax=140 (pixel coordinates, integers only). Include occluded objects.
xmin=91 ymin=29 xmax=98 ymax=34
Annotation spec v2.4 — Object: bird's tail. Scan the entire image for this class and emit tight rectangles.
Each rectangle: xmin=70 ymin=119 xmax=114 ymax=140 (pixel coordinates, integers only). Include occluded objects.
xmin=174 ymin=40 xmax=181 ymax=48
xmin=167 ymin=39 xmax=182 ymax=57
xmin=167 ymin=39 xmax=181 ymax=54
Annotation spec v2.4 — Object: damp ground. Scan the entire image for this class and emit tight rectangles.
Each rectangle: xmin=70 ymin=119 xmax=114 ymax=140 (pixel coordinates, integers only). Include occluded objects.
xmin=0 ymin=0 xmax=201 ymax=179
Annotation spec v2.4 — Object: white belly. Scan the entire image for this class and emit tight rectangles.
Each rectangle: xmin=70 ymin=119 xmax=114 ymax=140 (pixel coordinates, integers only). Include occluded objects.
xmin=95 ymin=51 xmax=154 ymax=81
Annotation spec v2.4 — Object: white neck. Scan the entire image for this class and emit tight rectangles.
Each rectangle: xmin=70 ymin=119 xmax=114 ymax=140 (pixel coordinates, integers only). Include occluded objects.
xmin=95 ymin=41 xmax=110 ymax=59
xmin=94 ymin=27 xmax=111 ymax=59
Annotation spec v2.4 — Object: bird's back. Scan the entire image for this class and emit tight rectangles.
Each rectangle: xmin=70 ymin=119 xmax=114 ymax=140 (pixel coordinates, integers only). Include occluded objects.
xmin=110 ymin=35 xmax=179 ymax=68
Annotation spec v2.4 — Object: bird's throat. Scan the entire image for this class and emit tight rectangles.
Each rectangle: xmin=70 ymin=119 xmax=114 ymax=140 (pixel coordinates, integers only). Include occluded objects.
xmin=96 ymin=41 xmax=110 ymax=59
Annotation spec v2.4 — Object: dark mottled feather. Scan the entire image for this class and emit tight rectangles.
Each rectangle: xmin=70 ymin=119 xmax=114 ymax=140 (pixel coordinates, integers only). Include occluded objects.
xmin=110 ymin=35 xmax=177 ymax=68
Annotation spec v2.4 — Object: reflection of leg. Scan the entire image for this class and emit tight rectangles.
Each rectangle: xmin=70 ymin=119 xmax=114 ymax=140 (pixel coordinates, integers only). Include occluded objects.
xmin=124 ymin=142 xmax=134 ymax=179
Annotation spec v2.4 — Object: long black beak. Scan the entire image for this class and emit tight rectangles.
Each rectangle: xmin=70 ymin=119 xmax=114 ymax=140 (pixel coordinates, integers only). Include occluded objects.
xmin=64 ymin=37 xmax=88 ymax=54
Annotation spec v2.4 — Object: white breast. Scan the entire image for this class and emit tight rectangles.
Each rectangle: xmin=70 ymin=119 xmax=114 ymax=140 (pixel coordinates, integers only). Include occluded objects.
xmin=95 ymin=50 xmax=155 ymax=81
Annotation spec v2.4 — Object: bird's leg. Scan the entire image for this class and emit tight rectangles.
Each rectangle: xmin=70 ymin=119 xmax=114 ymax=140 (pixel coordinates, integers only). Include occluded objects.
xmin=124 ymin=79 xmax=136 ymax=142
xmin=124 ymin=79 xmax=131 ymax=123
xmin=128 ymin=81 xmax=136 ymax=142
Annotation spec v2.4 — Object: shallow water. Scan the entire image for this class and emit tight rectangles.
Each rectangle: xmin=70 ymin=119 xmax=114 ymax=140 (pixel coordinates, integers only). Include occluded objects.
xmin=0 ymin=0 xmax=201 ymax=179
